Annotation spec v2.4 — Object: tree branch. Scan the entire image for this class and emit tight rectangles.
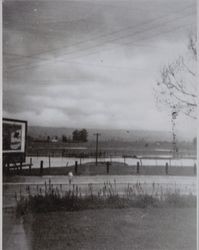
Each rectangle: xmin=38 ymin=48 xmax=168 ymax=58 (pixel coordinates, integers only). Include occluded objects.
xmin=181 ymin=58 xmax=196 ymax=77
xmin=171 ymin=92 xmax=197 ymax=107
xmin=161 ymin=66 xmax=197 ymax=98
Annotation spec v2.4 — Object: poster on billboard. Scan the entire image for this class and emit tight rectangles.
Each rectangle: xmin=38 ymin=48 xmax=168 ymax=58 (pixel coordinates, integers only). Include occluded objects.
xmin=3 ymin=118 xmax=27 ymax=163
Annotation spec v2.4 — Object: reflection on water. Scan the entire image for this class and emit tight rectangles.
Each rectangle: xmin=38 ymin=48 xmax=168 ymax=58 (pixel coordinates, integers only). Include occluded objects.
xmin=26 ymin=156 xmax=196 ymax=169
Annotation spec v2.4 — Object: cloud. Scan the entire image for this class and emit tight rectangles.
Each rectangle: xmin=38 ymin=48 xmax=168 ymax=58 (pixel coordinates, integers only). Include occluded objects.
xmin=3 ymin=0 xmax=197 ymax=137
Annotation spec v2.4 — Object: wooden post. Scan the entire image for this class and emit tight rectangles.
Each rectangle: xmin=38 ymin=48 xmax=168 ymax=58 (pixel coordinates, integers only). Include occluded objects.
xmin=7 ymin=162 xmax=10 ymax=175
xmin=49 ymin=154 xmax=51 ymax=169
xmin=75 ymin=161 xmax=78 ymax=175
xmin=136 ymin=161 xmax=140 ymax=174
xmin=194 ymin=163 xmax=196 ymax=175
xmin=40 ymin=160 xmax=43 ymax=175
xmin=13 ymin=163 xmax=16 ymax=174
xmin=16 ymin=163 xmax=19 ymax=175
xmin=20 ymin=161 xmax=22 ymax=173
xmin=165 ymin=162 xmax=169 ymax=175
xmin=29 ymin=158 xmax=32 ymax=174
xmin=106 ymin=162 xmax=110 ymax=174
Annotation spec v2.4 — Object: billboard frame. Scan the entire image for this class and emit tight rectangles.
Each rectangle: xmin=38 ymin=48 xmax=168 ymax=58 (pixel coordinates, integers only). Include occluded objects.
xmin=3 ymin=118 xmax=28 ymax=164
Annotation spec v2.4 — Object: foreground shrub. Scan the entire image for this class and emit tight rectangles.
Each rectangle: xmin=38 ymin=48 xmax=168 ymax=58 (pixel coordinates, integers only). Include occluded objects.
xmin=164 ymin=193 xmax=196 ymax=207
xmin=15 ymin=181 xmax=196 ymax=216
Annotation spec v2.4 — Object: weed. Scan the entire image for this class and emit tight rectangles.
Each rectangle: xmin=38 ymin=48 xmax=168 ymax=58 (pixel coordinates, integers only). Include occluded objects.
xmin=16 ymin=180 xmax=196 ymax=215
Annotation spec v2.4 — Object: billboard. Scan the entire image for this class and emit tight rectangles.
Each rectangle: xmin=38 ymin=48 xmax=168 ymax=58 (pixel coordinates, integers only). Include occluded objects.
xmin=3 ymin=118 xmax=27 ymax=163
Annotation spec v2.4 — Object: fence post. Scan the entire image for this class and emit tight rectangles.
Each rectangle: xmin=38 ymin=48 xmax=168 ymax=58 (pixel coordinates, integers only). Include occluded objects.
xmin=29 ymin=158 xmax=32 ymax=174
xmin=123 ymin=156 xmax=126 ymax=166
xmin=49 ymin=154 xmax=51 ymax=169
xmin=137 ymin=161 xmax=140 ymax=174
xmin=165 ymin=162 xmax=169 ymax=175
xmin=20 ymin=161 xmax=22 ymax=173
xmin=194 ymin=163 xmax=196 ymax=175
xmin=7 ymin=162 xmax=10 ymax=175
xmin=75 ymin=161 xmax=78 ymax=175
xmin=106 ymin=162 xmax=110 ymax=174
xmin=16 ymin=162 xmax=19 ymax=175
xmin=40 ymin=160 xmax=43 ymax=175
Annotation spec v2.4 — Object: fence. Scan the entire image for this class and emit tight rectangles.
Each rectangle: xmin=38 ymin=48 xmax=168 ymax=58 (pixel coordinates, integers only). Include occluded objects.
xmin=5 ymin=157 xmax=197 ymax=177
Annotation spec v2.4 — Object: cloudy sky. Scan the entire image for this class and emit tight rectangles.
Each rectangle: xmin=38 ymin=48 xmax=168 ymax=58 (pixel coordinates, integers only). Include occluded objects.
xmin=3 ymin=0 xmax=197 ymax=136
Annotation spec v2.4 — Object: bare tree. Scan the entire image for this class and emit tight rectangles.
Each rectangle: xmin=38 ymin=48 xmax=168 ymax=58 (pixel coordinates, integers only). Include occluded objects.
xmin=155 ymin=34 xmax=197 ymax=119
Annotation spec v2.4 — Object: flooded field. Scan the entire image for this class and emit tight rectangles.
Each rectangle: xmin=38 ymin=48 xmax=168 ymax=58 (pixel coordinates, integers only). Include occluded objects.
xmin=25 ymin=156 xmax=196 ymax=169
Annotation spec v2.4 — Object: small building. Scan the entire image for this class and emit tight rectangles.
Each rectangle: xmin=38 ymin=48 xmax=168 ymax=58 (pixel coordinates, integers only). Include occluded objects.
xmin=51 ymin=137 xmax=58 ymax=143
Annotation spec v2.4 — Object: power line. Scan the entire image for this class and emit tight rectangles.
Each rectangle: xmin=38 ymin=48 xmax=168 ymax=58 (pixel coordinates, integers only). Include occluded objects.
xmin=5 ymin=3 xmax=194 ymax=61
xmin=6 ymin=4 xmax=195 ymax=72
xmin=8 ymin=12 xmax=194 ymax=73
xmin=7 ymin=15 xmax=194 ymax=73
xmin=9 ymin=13 xmax=194 ymax=71
xmin=59 ymin=22 xmax=194 ymax=65
xmin=55 ymin=15 xmax=194 ymax=62
xmin=5 ymin=22 xmax=194 ymax=76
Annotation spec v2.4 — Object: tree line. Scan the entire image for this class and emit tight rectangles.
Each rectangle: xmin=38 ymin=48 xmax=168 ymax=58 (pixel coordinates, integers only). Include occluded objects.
xmin=28 ymin=129 xmax=88 ymax=143
xmin=49 ymin=129 xmax=88 ymax=142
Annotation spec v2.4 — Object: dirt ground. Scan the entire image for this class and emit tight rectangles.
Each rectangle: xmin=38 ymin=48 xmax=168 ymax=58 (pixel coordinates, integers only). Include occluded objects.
xmin=4 ymin=207 xmax=196 ymax=250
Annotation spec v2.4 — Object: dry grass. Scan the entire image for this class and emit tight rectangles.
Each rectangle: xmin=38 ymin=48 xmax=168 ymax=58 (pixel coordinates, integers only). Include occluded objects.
xmin=16 ymin=180 xmax=196 ymax=215
xmin=21 ymin=207 xmax=196 ymax=250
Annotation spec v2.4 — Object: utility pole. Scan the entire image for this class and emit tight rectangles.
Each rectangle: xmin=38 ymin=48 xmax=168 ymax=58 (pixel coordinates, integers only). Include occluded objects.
xmin=93 ymin=133 xmax=101 ymax=166
xmin=171 ymin=108 xmax=178 ymax=158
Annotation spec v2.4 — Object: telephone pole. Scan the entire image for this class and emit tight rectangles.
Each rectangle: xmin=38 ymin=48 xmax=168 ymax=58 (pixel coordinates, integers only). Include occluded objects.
xmin=93 ymin=133 xmax=101 ymax=166
xmin=171 ymin=108 xmax=178 ymax=158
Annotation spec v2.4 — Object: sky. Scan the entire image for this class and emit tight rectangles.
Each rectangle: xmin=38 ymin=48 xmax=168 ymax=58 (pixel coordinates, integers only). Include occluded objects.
xmin=3 ymin=0 xmax=197 ymax=137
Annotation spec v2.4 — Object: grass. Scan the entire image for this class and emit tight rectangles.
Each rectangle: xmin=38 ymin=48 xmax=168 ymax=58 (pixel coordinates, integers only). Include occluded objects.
xmin=4 ymin=179 xmax=196 ymax=250
xmin=16 ymin=180 xmax=196 ymax=215
xmin=21 ymin=207 xmax=196 ymax=250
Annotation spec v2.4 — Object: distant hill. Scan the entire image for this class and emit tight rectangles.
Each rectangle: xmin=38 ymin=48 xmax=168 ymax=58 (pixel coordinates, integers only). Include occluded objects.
xmin=27 ymin=126 xmax=180 ymax=142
